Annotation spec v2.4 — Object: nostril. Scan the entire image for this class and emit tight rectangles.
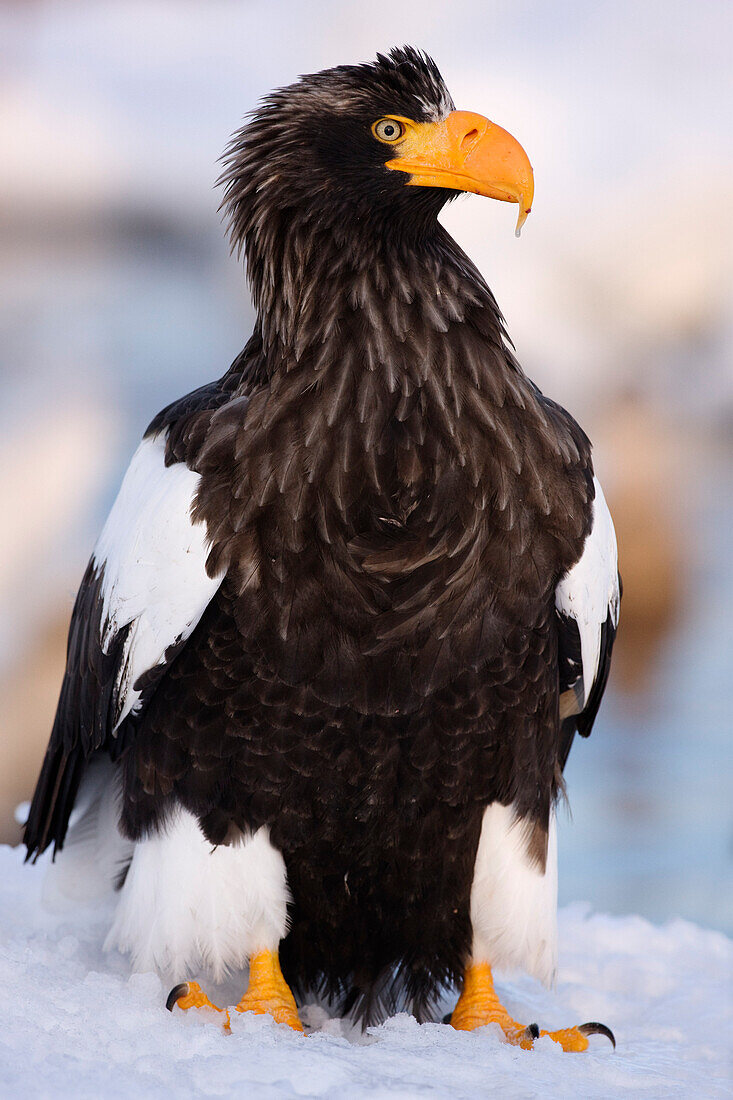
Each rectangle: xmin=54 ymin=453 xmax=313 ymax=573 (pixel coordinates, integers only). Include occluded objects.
xmin=460 ymin=128 xmax=480 ymax=153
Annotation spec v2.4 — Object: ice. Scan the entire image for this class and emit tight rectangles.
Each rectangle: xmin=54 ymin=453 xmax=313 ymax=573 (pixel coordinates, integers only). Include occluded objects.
xmin=1 ymin=846 xmax=730 ymax=1098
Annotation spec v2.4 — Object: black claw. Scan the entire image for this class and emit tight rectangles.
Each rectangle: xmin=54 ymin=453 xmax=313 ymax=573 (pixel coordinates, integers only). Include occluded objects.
xmin=522 ymin=1022 xmax=540 ymax=1041
xmin=578 ymin=1021 xmax=616 ymax=1049
xmin=442 ymin=1013 xmax=453 ymax=1025
xmin=166 ymin=982 xmax=190 ymax=1012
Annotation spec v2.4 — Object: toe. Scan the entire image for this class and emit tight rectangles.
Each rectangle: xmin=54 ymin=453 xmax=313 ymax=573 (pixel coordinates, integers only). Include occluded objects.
xmin=235 ymin=996 xmax=303 ymax=1032
xmin=502 ymin=1023 xmax=540 ymax=1050
xmin=541 ymin=1025 xmax=587 ymax=1051
xmin=541 ymin=1026 xmax=588 ymax=1052
xmin=166 ymin=981 xmax=231 ymax=1030
xmin=541 ymin=1021 xmax=615 ymax=1052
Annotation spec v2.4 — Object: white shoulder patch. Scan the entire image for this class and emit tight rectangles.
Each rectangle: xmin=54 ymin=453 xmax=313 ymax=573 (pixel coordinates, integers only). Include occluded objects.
xmin=93 ymin=433 xmax=224 ymax=729
xmin=555 ymin=476 xmax=619 ymax=706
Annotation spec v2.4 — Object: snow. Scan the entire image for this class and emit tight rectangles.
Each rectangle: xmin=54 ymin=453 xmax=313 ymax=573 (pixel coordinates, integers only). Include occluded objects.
xmin=1 ymin=847 xmax=730 ymax=1098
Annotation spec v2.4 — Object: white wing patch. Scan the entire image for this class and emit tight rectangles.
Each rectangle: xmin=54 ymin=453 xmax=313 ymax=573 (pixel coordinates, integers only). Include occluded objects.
xmin=555 ymin=476 xmax=619 ymax=707
xmin=93 ymin=433 xmax=224 ymax=729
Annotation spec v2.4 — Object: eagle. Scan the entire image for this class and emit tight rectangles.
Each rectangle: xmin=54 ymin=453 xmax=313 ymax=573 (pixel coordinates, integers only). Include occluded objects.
xmin=25 ymin=47 xmax=619 ymax=1050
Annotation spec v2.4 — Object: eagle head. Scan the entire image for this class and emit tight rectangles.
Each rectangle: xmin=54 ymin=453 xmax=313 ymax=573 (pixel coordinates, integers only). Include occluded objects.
xmin=220 ymin=46 xmax=534 ymax=264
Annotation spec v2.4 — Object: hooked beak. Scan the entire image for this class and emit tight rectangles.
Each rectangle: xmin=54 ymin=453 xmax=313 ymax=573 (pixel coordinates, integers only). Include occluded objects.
xmin=385 ymin=111 xmax=534 ymax=236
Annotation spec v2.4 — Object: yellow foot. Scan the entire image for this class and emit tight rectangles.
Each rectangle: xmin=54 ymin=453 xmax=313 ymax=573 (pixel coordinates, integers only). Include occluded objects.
xmin=234 ymin=950 xmax=303 ymax=1032
xmin=167 ymin=951 xmax=303 ymax=1033
xmin=450 ymin=962 xmax=615 ymax=1053
xmin=166 ymin=981 xmax=232 ymax=1031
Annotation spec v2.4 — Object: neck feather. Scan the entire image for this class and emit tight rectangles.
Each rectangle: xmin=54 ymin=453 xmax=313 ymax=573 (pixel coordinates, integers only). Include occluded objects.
xmin=246 ymin=219 xmax=508 ymax=384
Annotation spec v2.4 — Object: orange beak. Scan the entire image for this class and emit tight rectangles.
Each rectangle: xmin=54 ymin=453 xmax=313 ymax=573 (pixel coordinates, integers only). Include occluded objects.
xmin=385 ymin=111 xmax=534 ymax=236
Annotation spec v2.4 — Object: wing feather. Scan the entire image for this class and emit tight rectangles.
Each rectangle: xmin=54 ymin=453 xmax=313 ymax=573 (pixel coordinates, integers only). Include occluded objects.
xmin=24 ymin=433 xmax=223 ymax=858
xmin=555 ymin=476 xmax=620 ymax=769
xmin=93 ymin=436 xmax=223 ymax=729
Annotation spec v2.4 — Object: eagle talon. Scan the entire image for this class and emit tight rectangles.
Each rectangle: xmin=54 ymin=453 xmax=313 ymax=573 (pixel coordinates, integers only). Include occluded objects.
xmin=166 ymin=982 xmax=191 ymax=1012
xmin=578 ymin=1021 xmax=616 ymax=1048
xmin=523 ymin=1023 xmax=540 ymax=1040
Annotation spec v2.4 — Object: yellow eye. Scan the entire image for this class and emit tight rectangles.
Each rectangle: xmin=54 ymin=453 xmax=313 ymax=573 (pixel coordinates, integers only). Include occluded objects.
xmin=373 ymin=118 xmax=405 ymax=143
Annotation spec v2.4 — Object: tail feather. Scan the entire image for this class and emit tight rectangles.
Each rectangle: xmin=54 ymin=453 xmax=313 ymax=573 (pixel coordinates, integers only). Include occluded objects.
xmin=41 ymin=758 xmax=132 ymax=907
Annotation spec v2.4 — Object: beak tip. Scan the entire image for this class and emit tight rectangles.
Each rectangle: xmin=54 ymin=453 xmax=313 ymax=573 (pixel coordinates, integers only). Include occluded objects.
xmin=515 ymin=206 xmax=531 ymax=238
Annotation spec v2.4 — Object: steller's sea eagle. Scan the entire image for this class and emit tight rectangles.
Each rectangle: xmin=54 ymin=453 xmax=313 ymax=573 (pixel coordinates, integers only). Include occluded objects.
xmin=25 ymin=47 xmax=619 ymax=1050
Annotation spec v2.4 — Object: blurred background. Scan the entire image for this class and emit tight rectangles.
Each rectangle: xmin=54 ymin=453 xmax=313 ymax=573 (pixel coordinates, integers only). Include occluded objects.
xmin=1 ymin=0 xmax=731 ymax=934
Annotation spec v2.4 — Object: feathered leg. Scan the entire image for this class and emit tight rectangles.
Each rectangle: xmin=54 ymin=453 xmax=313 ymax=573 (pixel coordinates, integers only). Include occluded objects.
xmin=459 ymin=804 xmax=614 ymax=1050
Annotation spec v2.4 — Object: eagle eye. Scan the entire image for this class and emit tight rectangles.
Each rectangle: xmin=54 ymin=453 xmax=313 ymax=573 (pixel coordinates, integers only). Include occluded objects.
xmin=372 ymin=118 xmax=406 ymax=143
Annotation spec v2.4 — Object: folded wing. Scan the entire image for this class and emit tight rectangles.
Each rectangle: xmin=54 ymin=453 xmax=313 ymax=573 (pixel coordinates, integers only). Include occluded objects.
xmin=24 ymin=433 xmax=224 ymax=858
xmin=555 ymin=476 xmax=620 ymax=769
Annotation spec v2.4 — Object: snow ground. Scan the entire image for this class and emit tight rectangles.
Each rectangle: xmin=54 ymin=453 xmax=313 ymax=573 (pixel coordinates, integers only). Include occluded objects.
xmin=1 ymin=845 xmax=730 ymax=1099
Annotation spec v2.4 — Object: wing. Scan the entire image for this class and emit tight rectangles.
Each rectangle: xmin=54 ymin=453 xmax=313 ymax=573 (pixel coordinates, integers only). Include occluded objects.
xmin=555 ymin=476 xmax=620 ymax=771
xmin=24 ymin=430 xmax=224 ymax=859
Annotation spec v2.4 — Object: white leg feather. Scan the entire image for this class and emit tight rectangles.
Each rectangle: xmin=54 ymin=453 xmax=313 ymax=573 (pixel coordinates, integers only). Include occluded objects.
xmin=469 ymin=802 xmax=558 ymax=986
xmin=104 ymin=809 xmax=291 ymax=982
